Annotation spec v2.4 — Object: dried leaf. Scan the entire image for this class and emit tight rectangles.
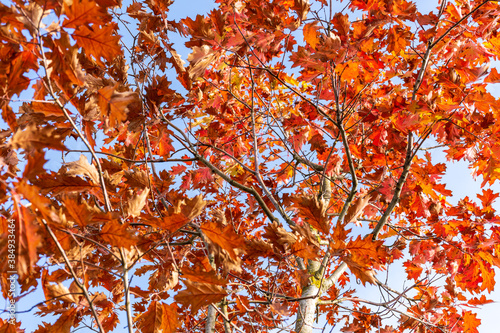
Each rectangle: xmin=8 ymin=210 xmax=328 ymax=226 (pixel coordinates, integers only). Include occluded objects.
xmin=135 ymin=301 xmax=179 ymax=333
xmin=175 ymin=280 xmax=227 ymax=313
xmin=100 ymin=221 xmax=138 ymax=248
xmin=291 ymin=196 xmax=330 ymax=234
xmin=186 ymin=45 xmax=216 ymax=79
xmin=200 ymin=222 xmax=246 ymax=261
xmin=9 ymin=124 xmax=67 ymax=151
xmin=127 ymin=188 xmax=149 ymax=218
xmin=64 ymin=154 xmax=99 ymax=184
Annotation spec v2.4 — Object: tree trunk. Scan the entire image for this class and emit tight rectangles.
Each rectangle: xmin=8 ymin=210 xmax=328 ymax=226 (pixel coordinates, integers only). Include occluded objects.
xmin=205 ymin=305 xmax=217 ymax=333
xmin=295 ymin=284 xmax=319 ymax=333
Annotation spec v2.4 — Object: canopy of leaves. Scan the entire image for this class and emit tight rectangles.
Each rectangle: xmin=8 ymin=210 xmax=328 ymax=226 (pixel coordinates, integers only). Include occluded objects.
xmin=1 ymin=0 xmax=500 ymax=332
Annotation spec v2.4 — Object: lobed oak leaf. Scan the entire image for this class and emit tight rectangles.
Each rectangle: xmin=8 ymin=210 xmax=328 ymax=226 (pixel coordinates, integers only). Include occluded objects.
xmin=30 ymin=101 xmax=65 ymax=117
xmin=73 ymin=25 xmax=121 ymax=67
xmin=291 ymin=238 xmax=320 ymax=261
xmin=291 ymin=196 xmax=330 ymax=234
xmin=154 ymin=213 xmax=190 ymax=233
xmin=45 ymin=283 xmax=78 ymax=304
xmin=303 ymin=21 xmax=319 ymax=49
xmin=344 ymin=260 xmax=377 ymax=286
xmin=175 ymin=280 xmax=227 ymax=313
xmin=134 ymin=301 xmax=179 ymax=333
xmin=127 ymin=188 xmax=149 ymax=218
xmin=100 ymin=221 xmax=138 ymax=248
xmin=64 ymin=154 xmax=99 ymax=184
xmin=124 ymin=168 xmax=150 ymax=188
xmin=147 ymin=195 xmax=205 ymax=232
xmin=463 ymin=311 xmax=481 ymax=333
xmin=9 ymin=124 xmax=67 ymax=151
xmin=468 ymin=295 xmax=494 ymax=306
xmin=62 ymin=196 xmax=94 ymax=227
xmin=403 ymin=261 xmax=423 ymax=280
xmin=200 ymin=222 xmax=246 ymax=261
xmin=186 ymin=45 xmax=216 ymax=79
xmin=62 ymin=0 xmax=110 ymax=29
xmin=179 ymin=195 xmax=206 ymax=220
xmin=97 ymin=84 xmax=138 ymax=129
xmin=33 ymin=308 xmax=76 ymax=333
xmin=170 ymin=164 xmax=186 ymax=176
xmin=484 ymin=67 xmax=500 ymax=83
xmin=180 ymin=266 xmax=228 ymax=286
xmin=344 ymin=193 xmax=373 ymax=225
xmin=149 ymin=265 xmax=179 ymax=292
xmin=263 ymin=221 xmax=297 ymax=250
xmin=270 ymin=300 xmax=290 ymax=317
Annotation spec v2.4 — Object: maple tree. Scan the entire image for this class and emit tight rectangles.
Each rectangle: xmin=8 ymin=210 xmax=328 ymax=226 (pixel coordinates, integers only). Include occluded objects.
xmin=1 ymin=0 xmax=500 ymax=332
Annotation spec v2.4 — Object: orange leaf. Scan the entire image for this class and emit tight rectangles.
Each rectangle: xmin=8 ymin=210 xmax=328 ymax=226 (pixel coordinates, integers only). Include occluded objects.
xmin=463 ymin=311 xmax=481 ymax=333
xmin=291 ymin=196 xmax=330 ymax=234
xmin=484 ymin=67 xmax=500 ymax=83
xmin=181 ymin=266 xmax=228 ymax=286
xmin=303 ymin=21 xmax=319 ymax=49
xmin=34 ymin=308 xmax=77 ymax=333
xmin=9 ymin=124 xmax=67 ymax=151
xmin=63 ymin=0 xmax=110 ymax=29
xmin=100 ymin=221 xmax=138 ymax=248
xmin=344 ymin=194 xmax=372 ymax=224
xmin=200 ymin=222 xmax=246 ymax=260
xmin=73 ymin=25 xmax=121 ymax=67
xmin=97 ymin=84 xmax=138 ymax=128
xmin=175 ymin=280 xmax=227 ymax=313
xmin=134 ymin=301 xmax=179 ymax=333
xmin=30 ymin=101 xmax=65 ymax=117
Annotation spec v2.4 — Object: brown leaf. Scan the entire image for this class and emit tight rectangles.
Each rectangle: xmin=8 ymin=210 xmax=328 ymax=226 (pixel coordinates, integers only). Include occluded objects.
xmin=345 ymin=260 xmax=377 ymax=286
xmin=291 ymin=238 xmax=320 ymax=261
xmin=45 ymin=283 xmax=78 ymax=304
xmin=34 ymin=308 xmax=77 ymax=333
xmin=175 ymin=280 xmax=227 ymax=313
xmin=181 ymin=266 xmax=228 ymax=286
xmin=73 ymin=25 xmax=121 ymax=67
xmin=291 ymin=196 xmax=330 ymax=234
xmin=124 ymin=169 xmax=150 ymax=188
xmin=64 ymin=154 xmax=99 ymax=184
xmin=344 ymin=193 xmax=372 ymax=224
xmin=127 ymin=188 xmax=149 ymax=218
xmin=134 ymin=301 xmax=179 ymax=333
xmin=100 ymin=221 xmax=138 ymax=248
xmin=9 ymin=124 xmax=67 ymax=151
xmin=200 ymin=222 xmax=246 ymax=261
xmin=30 ymin=101 xmax=65 ymax=117
xmin=186 ymin=45 xmax=216 ymax=79
xmin=22 ymin=149 xmax=46 ymax=180
xmin=31 ymin=174 xmax=104 ymax=202
xmin=263 ymin=221 xmax=297 ymax=251
xmin=63 ymin=196 xmax=94 ymax=228
xmin=97 ymin=84 xmax=137 ymax=128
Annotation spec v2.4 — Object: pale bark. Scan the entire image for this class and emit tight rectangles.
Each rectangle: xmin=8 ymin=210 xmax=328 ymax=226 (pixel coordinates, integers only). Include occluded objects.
xmin=205 ymin=305 xmax=217 ymax=333
xmin=295 ymin=284 xmax=320 ymax=333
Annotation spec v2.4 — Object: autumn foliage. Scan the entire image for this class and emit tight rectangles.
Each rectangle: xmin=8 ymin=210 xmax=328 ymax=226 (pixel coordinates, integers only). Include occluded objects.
xmin=2 ymin=0 xmax=500 ymax=332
